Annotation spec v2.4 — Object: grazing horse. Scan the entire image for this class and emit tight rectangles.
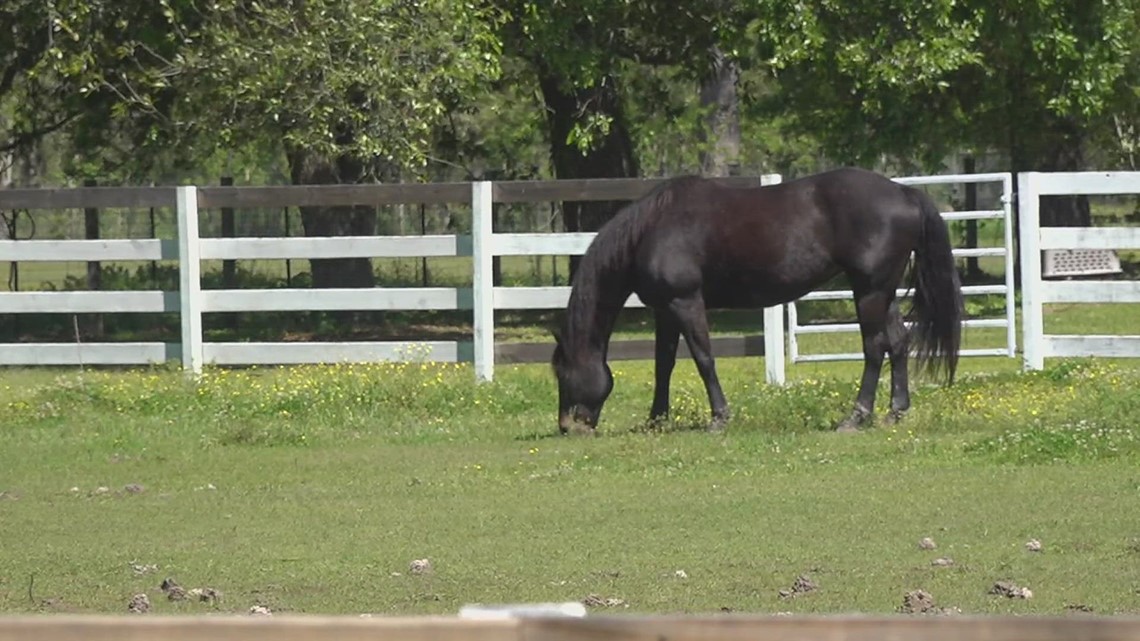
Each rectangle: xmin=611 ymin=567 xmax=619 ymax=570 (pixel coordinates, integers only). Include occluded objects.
xmin=551 ymin=167 xmax=964 ymax=434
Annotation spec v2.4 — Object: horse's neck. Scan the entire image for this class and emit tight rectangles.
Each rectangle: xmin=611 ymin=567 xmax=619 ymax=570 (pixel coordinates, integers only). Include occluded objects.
xmin=566 ymin=272 xmax=631 ymax=356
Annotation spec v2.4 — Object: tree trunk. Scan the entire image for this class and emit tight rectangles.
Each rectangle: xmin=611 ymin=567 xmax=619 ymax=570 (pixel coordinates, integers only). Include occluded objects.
xmin=285 ymin=147 xmax=377 ymax=290
xmin=537 ymin=72 xmax=639 ymax=277
xmin=698 ymin=47 xmax=741 ymax=177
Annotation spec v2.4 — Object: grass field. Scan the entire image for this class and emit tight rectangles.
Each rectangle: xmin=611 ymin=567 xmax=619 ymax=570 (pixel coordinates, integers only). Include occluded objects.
xmin=1 ymin=351 xmax=1138 ymax=618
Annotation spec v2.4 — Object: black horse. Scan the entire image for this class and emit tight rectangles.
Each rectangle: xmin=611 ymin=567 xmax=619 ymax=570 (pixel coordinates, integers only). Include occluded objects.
xmin=551 ymin=167 xmax=964 ymax=434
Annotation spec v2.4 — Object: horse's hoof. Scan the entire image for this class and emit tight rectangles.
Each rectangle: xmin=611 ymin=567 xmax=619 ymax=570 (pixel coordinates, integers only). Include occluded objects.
xmin=884 ymin=409 xmax=907 ymax=426
xmin=708 ymin=416 xmax=729 ymax=433
xmin=564 ymin=423 xmax=597 ymax=437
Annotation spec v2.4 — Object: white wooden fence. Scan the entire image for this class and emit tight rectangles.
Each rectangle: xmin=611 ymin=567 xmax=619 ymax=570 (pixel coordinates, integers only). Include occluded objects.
xmin=785 ymin=173 xmax=1017 ymax=364
xmin=1018 ymin=171 xmax=1140 ymax=369
xmin=4 ymin=171 xmax=1136 ymax=379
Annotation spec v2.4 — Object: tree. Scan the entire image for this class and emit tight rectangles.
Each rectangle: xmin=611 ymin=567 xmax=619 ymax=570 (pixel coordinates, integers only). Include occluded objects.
xmin=8 ymin=0 xmax=504 ymax=288
xmin=749 ymin=0 xmax=1137 ymax=225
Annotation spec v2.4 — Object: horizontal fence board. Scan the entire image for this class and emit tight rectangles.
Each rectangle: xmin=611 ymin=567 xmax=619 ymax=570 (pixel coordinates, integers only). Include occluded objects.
xmin=199 ymin=235 xmax=472 ymax=260
xmin=797 ymin=284 xmax=1007 ymax=302
xmin=496 ymin=335 xmax=766 ymax=364
xmin=794 ymin=317 xmax=1007 ymax=335
xmin=941 ymin=210 xmax=1005 ymax=221
xmin=795 ymin=347 xmax=1009 ymax=362
xmin=493 ymin=233 xmax=595 ymax=257
xmin=1039 ymin=227 xmax=1140 ymax=251
xmin=1033 ymin=171 xmax=1140 ymax=196
xmin=954 ymin=247 xmax=1005 ymax=258
xmin=492 ymin=175 xmax=778 ymax=204
xmin=0 ymin=291 xmax=179 ymax=313
xmin=893 ymin=173 xmax=1010 ymax=185
xmin=1040 ymin=280 xmax=1140 ymax=304
xmin=0 ymin=342 xmax=178 ymax=366
xmin=0 ymin=239 xmax=178 ymax=262
xmin=1042 ymin=335 xmax=1140 ymax=358
xmin=0 ymin=186 xmax=176 ymax=210
xmin=493 ymin=287 xmax=646 ymax=310
xmin=201 ymin=288 xmax=473 ymax=312
xmin=197 ymin=183 xmax=471 ymax=208
xmin=203 ymin=341 xmax=470 ymax=365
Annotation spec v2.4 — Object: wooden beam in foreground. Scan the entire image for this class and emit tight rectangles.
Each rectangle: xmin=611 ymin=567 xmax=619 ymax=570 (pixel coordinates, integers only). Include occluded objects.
xmin=2 ymin=614 xmax=1140 ymax=641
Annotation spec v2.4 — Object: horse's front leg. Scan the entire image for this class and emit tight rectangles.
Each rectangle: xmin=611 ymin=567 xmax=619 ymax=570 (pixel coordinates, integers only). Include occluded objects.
xmin=649 ymin=308 xmax=681 ymax=424
xmin=669 ymin=294 xmax=730 ymax=431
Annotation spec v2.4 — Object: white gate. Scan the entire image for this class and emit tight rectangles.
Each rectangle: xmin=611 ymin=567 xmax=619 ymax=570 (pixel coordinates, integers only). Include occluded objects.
xmin=784 ymin=173 xmax=1017 ymax=365
xmin=1018 ymin=171 xmax=1140 ymax=369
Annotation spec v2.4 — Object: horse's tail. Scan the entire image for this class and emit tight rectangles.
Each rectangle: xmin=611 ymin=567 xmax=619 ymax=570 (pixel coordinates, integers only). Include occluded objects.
xmin=905 ymin=189 xmax=964 ymax=385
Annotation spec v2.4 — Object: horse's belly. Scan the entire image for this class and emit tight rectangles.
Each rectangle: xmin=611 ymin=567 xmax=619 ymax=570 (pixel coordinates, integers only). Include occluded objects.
xmin=701 ymin=265 xmax=840 ymax=309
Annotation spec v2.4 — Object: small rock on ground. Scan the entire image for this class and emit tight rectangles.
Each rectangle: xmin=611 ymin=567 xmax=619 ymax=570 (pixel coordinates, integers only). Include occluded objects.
xmin=161 ymin=578 xmax=187 ymax=601
xmin=918 ymin=537 xmax=937 ymax=550
xmin=127 ymin=594 xmax=151 ymax=614
xmin=409 ymin=559 xmax=432 ymax=575
xmin=1025 ymin=539 xmax=1043 ymax=552
xmin=582 ymin=594 xmax=627 ymax=608
xmin=779 ymin=575 xmax=817 ymax=599
xmin=249 ymin=605 xmax=273 ymax=616
xmin=931 ymin=557 xmax=955 ymax=567
xmin=900 ymin=589 xmax=936 ymax=614
xmin=123 ymin=483 xmax=145 ymax=495
xmin=990 ymin=580 xmax=1033 ymax=599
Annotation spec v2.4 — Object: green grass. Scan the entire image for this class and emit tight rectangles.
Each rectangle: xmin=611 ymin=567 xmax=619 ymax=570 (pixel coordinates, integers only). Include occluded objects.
xmin=1 ymin=356 xmax=1138 ymax=617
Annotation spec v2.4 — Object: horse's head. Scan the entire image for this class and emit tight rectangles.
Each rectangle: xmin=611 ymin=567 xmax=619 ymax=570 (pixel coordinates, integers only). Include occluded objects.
xmin=551 ymin=333 xmax=613 ymax=435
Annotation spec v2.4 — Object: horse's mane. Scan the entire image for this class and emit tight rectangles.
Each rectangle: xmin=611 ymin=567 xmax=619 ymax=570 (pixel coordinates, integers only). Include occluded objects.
xmin=553 ymin=177 xmax=694 ymax=370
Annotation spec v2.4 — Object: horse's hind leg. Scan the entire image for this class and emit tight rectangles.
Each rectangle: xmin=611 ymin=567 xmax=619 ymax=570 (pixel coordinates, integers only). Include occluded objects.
xmin=836 ymin=287 xmax=891 ymax=432
xmin=649 ymin=308 xmax=681 ymax=424
xmin=669 ymin=294 xmax=730 ymax=431
xmin=884 ymin=299 xmax=911 ymax=424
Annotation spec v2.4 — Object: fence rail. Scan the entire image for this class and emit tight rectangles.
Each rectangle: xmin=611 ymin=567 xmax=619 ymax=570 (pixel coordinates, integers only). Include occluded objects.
xmin=1018 ymin=171 xmax=1140 ymax=369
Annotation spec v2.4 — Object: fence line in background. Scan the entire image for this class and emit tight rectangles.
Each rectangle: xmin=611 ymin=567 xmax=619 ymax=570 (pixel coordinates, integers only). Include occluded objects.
xmin=1018 ymin=171 xmax=1140 ymax=370
xmin=3 ymin=171 xmax=1139 ymax=378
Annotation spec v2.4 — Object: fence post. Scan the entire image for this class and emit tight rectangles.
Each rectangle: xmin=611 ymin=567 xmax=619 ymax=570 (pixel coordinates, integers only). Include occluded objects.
xmin=472 ymin=181 xmax=495 ymax=381
xmin=763 ymin=306 xmax=786 ymax=385
xmin=1017 ymin=172 xmax=1044 ymax=371
xmin=176 ymin=186 xmax=204 ymax=374
xmin=761 ymin=173 xmax=786 ymax=385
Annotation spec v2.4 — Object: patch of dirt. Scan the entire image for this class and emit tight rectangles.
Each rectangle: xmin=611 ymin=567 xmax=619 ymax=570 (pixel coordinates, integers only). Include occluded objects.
xmin=779 ymin=574 xmax=817 ymax=599
xmin=582 ymin=594 xmax=627 ymax=608
xmin=0 ymin=490 xmax=19 ymax=501
xmin=127 ymin=593 xmax=151 ymax=614
xmin=160 ymin=578 xmax=221 ymax=604
xmin=918 ymin=537 xmax=937 ymax=550
xmin=161 ymin=578 xmax=187 ymax=601
xmin=899 ymin=589 xmax=961 ymax=616
xmin=900 ymin=589 xmax=936 ymax=614
xmin=130 ymin=562 xmax=158 ymax=576
xmin=1065 ymin=603 xmax=1095 ymax=613
xmin=188 ymin=587 xmax=222 ymax=604
xmin=990 ymin=580 xmax=1033 ymax=599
